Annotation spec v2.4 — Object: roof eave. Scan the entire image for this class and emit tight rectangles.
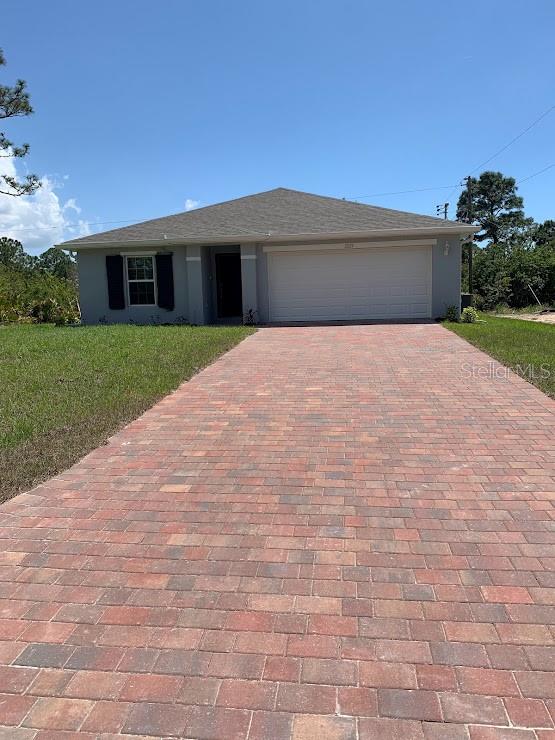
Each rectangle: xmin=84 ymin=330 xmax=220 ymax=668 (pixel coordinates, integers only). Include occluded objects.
xmin=56 ymin=224 xmax=479 ymax=250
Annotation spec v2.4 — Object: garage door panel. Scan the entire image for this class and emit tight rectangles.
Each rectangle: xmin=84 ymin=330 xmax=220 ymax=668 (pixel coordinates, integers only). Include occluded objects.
xmin=268 ymin=246 xmax=431 ymax=322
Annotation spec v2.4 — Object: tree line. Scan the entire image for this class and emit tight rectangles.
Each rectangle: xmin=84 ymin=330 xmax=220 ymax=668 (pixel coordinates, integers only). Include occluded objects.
xmin=0 ymin=238 xmax=79 ymax=324
xmin=456 ymin=172 xmax=554 ymax=310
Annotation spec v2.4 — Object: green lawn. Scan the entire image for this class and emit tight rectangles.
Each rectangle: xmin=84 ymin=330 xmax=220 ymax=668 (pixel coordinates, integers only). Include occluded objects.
xmin=444 ymin=314 xmax=555 ymax=399
xmin=0 ymin=323 xmax=254 ymax=502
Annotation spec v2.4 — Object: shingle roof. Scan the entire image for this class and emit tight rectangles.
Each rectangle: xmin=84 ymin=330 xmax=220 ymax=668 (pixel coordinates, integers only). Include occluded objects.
xmin=60 ymin=188 xmax=469 ymax=247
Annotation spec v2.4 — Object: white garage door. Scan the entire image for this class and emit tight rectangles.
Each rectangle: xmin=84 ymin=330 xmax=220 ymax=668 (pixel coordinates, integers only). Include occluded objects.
xmin=268 ymin=245 xmax=432 ymax=322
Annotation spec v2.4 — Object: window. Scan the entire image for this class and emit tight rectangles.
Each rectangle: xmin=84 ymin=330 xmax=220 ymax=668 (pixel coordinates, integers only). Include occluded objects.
xmin=126 ymin=255 xmax=156 ymax=305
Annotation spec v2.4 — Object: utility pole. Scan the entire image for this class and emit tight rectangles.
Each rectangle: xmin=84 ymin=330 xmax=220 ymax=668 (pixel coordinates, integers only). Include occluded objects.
xmin=436 ymin=202 xmax=449 ymax=220
xmin=462 ymin=176 xmax=474 ymax=297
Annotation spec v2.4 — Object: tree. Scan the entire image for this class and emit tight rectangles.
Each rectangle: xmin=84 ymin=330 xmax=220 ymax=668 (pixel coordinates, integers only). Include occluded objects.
xmin=0 ymin=236 xmax=34 ymax=270
xmin=535 ymin=219 xmax=555 ymax=246
xmin=472 ymin=243 xmax=512 ymax=308
xmin=36 ymin=247 xmax=77 ymax=282
xmin=0 ymin=48 xmax=40 ymax=196
xmin=471 ymin=239 xmax=555 ymax=309
xmin=456 ymin=171 xmax=533 ymax=244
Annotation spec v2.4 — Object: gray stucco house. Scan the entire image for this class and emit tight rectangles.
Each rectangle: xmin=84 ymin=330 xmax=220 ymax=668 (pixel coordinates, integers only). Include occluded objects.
xmin=58 ymin=188 xmax=476 ymax=325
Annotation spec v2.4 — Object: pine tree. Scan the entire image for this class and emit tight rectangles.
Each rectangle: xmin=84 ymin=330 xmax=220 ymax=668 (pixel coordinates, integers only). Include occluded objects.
xmin=0 ymin=48 xmax=40 ymax=196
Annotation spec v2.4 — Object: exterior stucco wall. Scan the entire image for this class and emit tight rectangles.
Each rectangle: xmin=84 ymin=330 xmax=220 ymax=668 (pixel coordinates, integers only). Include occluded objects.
xmin=76 ymin=233 xmax=463 ymax=325
xmin=184 ymin=245 xmax=205 ymax=324
xmin=256 ymin=246 xmax=271 ymax=324
xmin=240 ymin=244 xmax=258 ymax=322
xmin=201 ymin=246 xmax=213 ymax=322
xmin=432 ymin=237 xmax=462 ymax=318
xmin=77 ymin=246 xmax=189 ymax=325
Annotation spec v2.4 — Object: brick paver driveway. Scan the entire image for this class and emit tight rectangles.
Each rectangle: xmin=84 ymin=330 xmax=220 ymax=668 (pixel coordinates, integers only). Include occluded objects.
xmin=1 ymin=324 xmax=554 ymax=739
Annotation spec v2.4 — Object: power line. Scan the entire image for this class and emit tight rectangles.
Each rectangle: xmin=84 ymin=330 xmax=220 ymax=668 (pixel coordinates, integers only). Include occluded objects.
xmin=449 ymin=161 xmax=555 ymax=220
xmin=445 ymin=102 xmax=555 ymax=211
xmin=351 ymin=99 xmax=555 ymax=205
xmin=517 ymin=162 xmax=555 ymax=184
xmin=348 ymin=184 xmax=456 ymax=200
xmin=468 ymin=103 xmax=555 ymax=176
xmin=1 ymin=216 xmax=143 ymax=234
xmin=457 ymin=165 xmax=555 ymax=234
xmin=2 ymin=160 xmax=554 ymax=237
xmin=1 ymin=189 xmax=461 ymax=235
xmin=351 ymin=144 xmax=554 ymax=206
xmin=351 ymin=158 xmax=554 ymax=212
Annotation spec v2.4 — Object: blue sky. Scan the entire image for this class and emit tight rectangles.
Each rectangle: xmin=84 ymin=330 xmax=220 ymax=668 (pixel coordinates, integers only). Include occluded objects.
xmin=1 ymin=0 xmax=554 ymax=253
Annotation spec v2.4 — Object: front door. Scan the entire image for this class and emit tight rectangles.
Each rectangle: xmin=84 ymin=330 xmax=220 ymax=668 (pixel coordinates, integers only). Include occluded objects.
xmin=215 ymin=253 xmax=243 ymax=319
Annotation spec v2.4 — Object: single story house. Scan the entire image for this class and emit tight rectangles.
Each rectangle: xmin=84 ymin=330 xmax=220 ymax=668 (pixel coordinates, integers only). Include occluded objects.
xmin=58 ymin=188 xmax=476 ymax=325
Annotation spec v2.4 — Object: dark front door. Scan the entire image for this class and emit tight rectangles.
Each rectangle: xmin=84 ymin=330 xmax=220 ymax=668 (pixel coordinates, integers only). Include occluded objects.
xmin=215 ymin=253 xmax=243 ymax=319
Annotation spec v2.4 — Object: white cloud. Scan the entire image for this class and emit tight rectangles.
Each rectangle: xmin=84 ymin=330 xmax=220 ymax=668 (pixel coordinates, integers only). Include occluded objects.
xmin=0 ymin=155 xmax=90 ymax=254
xmin=184 ymin=198 xmax=200 ymax=211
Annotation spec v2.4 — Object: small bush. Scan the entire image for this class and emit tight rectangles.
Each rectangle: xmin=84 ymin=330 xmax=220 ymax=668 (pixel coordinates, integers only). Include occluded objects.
xmin=444 ymin=305 xmax=458 ymax=322
xmin=472 ymin=294 xmax=485 ymax=310
xmin=461 ymin=306 xmax=479 ymax=323
xmin=243 ymin=308 xmax=259 ymax=326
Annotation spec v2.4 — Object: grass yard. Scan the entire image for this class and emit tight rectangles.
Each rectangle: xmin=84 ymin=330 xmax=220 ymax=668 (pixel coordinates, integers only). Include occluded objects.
xmin=0 ymin=323 xmax=254 ymax=502
xmin=444 ymin=313 xmax=555 ymax=400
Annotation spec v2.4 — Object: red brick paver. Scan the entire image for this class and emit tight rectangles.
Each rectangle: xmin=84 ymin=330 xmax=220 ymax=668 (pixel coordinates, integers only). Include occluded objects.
xmin=0 ymin=323 xmax=554 ymax=738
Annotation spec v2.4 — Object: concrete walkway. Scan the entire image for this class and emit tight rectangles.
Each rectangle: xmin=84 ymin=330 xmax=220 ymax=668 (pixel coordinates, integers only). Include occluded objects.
xmin=0 ymin=324 xmax=554 ymax=739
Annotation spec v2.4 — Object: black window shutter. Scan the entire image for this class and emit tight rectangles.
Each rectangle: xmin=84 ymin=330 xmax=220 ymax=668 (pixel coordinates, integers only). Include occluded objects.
xmin=156 ymin=253 xmax=175 ymax=310
xmin=106 ymin=255 xmax=125 ymax=310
